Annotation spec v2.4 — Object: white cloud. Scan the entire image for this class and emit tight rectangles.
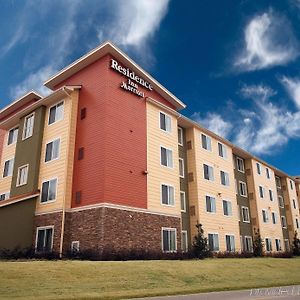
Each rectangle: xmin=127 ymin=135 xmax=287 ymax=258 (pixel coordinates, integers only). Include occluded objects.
xmin=234 ymin=11 xmax=299 ymax=71
xmin=192 ymin=112 xmax=233 ymax=139
xmin=281 ymin=76 xmax=300 ymax=109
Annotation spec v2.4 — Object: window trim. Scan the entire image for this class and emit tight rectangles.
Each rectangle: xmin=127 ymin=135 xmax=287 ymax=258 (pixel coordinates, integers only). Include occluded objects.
xmin=2 ymin=157 xmax=14 ymax=178
xmin=160 ymin=183 xmax=175 ymax=207
xmin=207 ymin=232 xmax=219 ymax=251
xmin=16 ymin=164 xmax=29 ymax=187
xmin=241 ymin=206 xmax=250 ymax=223
xmin=177 ymin=127 xmax=183 ymax=146
xmin=275 ymin=238 xmax=282 ymax=251
xmin=71 ymin=241 xmax=80 ymax=252
xmin=205 ymin=194 xmax=216 ymax=214
xmin=179 ymin=158 xmax=185 ymax=178
xmin=203 ymin=162 xmax=214 ymax=181
xmin=48 ymin=100 xmax=64 ymax=126
xmin=7 ymin=126 xmax=19 ymax=146
xmin=269 ymin=189 xmax=274 ymax=202
xmin=262 ymin=209 xmax=268 ymax=223
xmin=281 ymin=216 xmax=287 ymax=228
xmin=160 ymin=145 xmax=174 ymax=169
xmin=40 ymin=177 xmax=58 ymax=204
xmin=217 ymin=142 xmax=227 ymax=159
xmin=35 ymin=225 xmax=54 ymax=253
xmin=159 ymin=111 xmax=172 ymax=134
xmin=244 ymin=236 xmax=253 ymax=253
xmin=220 ymin=170 xmax=230 ymax=187
xmin=271 ymin=211 xmax=277 ymax=224
xmin=22 ymin=112 xmax=35 ymax=140
xmin=180 ymin=191 xmax=186 ymax=212
xmin=0 ymin=191 xmax=10 ymax=201
xmin=259 ymin=186 xmax=265 ymax=198
xmin=222 ymin=199 xmax=233 ymax=217
xmin=44 ymin=137 xmax=61 ymax=163
xmin=278 ymin=195 xmax=284 ymax=208
xmin=275 ymin=176 xmax=282 ymax=189
xmin=181 ymin=230 xmax=188 ymax=252
xmin=161 ymin=227 xmax=177 ymax=253
xmin=236 ymin=157 xmax=245 ymax=173
xmin=256 ymin=162 xmax=262 ymax=175
xmin=225 ymin=234 xmax=235 ymax=252
xmin=265 ymin=237 xmax=272 ymax=252
xmin=201 ymin=133 xmax=212 ymax=152
xmin=239 ymin=181 xmax=248 ymax=197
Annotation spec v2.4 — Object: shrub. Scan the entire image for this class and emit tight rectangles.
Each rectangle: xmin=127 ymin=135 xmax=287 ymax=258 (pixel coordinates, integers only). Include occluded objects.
xmin=253 ymin=229 xmax=264 ymax=257
xmin=292 ymin=231 xmax=300 ymax=256
xmin=192 ymin=223 xmax=211 ymax=259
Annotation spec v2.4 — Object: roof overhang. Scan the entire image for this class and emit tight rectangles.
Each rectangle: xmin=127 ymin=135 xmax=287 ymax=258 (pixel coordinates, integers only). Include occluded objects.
xmin=44 ymin=41 xmax=186 ymax=111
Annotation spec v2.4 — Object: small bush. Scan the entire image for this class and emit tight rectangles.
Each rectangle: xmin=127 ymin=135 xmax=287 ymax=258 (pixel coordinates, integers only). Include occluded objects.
xmin=213 ymin=251 xmax=254 ymax=258
xmin=265 ymin=251 xmax=293 ymax=259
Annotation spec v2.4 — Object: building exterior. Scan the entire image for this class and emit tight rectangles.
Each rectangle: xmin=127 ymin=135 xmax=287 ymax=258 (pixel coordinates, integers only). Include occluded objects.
xmin=0 ymin=41 xmax=299 ymax=255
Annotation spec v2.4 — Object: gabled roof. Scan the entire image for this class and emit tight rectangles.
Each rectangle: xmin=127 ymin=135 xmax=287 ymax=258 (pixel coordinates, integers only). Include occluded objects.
xmin=44 ymin=41 xmax=186 ymax=110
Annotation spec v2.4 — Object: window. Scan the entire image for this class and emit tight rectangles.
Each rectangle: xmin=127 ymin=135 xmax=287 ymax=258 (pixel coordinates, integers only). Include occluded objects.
xmin=271 ymin=212 xmax=277 ymax=224
xmin=244 ymin=236 xmax=253 ymax=252
xmin=3 ymin=158 xmax=14 ymax=177
xmin=256 ymin=162 xmax=262 ymax=175
xmin=160 ymin=112 xmax=171 ymax=132
xmin=236 ymin=157 xmax=245 ymax=173
xmin=266 ymin=168 xmax=271 ymax=179
xmin=203 ymin=164 xmax=214 ymax=181
xmin=208 ymin=233 xmax=219 ymax=251
xmin=80 ymin=107 xmax=86 ymax=120
xmin=225 ymin=235 xmax=235 ymax=252
xmin=269 ymin=189 xmax=274 ymax=201
xmin=218 ymin=142 xmax=227 ymax=158
xmin=262 ymin=210 xmax=268 ymax=223
xmin=78 ymin=147 xmax=84 ymax=160
xmin=275 ymin=176 xmax=281 ymax=189
xmin=22 ymin=113 xmax=34 ymax=139
xmin=275 ymin=239 xmax=281 ymax=251
xmin=220 ymin=170 xmax=230 ymax=186
xmin=180 ymin=191 xmax=186 ymax=212
xmin=160 ymin=147 xmax=173 ymax=168
xmin=7 ymin=127 xmax=18 ymax=145
xmin=48 ymin=102 xmax=64 ymax=125
xmin=241 ymin=206 xmax=250 ymax=223
xmin=259 ymin=186 xmax=265 ymax=198
xmin=206 ymin=195 xmax=216 ymax=213
xmin=284 ymin=239 xmax=289 ymax=252
xmin=265 ymin=238 xmax=272 ymax=252
xmin=290 ymin=180 xmax=294 ymax=190
xmin=223 ymin=200 xmax=232 ymax=216
xmin=239 ymin=181 xmax=248 ymax=197
xmin=179 ymin=158 xmax=184 ymax=178
xmin=36 ymin=227 xmax=53 ymax=252
xmin=45 ymin=139 xmax=60 ymax=162
xmin=293 ymin=199 xmax=297 ymax=209
xmin=162 ymin=228 xmax=176 ymax=252
xmin=181 ymin=231 xmax=188 ymax=252
xmin=161 ymin=184 xmax=174 ymax=206
xmin=201 ymin=134 xmax=212 ymax=151
xmin=278 ymin=196 xmax=284 ymax=208
xmin=0 ymin=192 xmax=9 ymax=201
xmin=281 ymin=216 xmax=287 ymax=228
xmin=296 ymin=218 xmax=299 ymax=229
xmin=71 ymin=241 xmax=80 ymax=253
xmin=16 ymin=165 xmax=28 ymax=187
xmin=178 ymin=127 xmax=183 ymax=145
xmin=41 ymin=178 xmax=57 ymax=203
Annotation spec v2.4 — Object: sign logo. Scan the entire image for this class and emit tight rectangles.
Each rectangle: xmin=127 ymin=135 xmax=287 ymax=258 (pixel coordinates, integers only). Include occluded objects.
xmin=110 ymin=59 xmax=153 ymax=97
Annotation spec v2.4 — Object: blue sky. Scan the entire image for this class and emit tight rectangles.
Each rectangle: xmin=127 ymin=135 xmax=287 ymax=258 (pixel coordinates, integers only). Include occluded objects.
xmin=0 ymin=0 xmax=300 ymax=175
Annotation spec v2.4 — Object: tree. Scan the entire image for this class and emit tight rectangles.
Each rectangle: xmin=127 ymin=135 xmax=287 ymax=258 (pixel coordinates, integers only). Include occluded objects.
xmin=192 ymin=222 xmax=210 ymax=259
xmin=292 ymin=231 xmax=300 ymax=256
xmin=253 ymin=228 xmax=264 ymax=257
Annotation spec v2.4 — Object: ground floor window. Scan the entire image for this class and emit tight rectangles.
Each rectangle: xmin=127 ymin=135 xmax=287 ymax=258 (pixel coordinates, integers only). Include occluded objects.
xmin=244 ymin=236 xmax=253 ymax=252
xmin=36 ymin=227 xmax=53 ymax=252
xmin=181 ymin=231 xmax=188 ymax=252
xmin=275 ymin=239 xmax=281 ymax=251
xmin=265 ymin=238 xmax=272 ymax=252
xmin=71 ymin=241 xmax=80 ymax=253
xmin=162 ymin=228 xmax=177 ymax=252
xmin=225 ymin=234 xmax=235 ymax=252
xmin=208 ymin=233 xmax=219 ymax=251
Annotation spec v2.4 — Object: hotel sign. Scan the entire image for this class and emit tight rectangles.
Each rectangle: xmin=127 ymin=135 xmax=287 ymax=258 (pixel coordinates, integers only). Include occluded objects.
xmin=110 ymin=59 xmax=153 ymax=97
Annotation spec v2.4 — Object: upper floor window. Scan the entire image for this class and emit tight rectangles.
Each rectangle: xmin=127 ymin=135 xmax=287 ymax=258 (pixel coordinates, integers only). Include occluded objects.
xmin=239 ymin=181 xmax=248 ymax=197
xmin=296 ymin=218 xmax=299 ymax=229
xmin=241 ymin=206 xmax=250 ymax=223
xmin=203 ymin=164 xmax=214 ymax=181
xmin=220 ymin=170 xmax=230 ymax=186
xmin=179 ymin=158 xmax=184 ymax=178
xmin=180 ymin=191 xmax=186 ymax=212
xmin=293 ymin=199 xmax=297 ymax=209
xmin=259 ymin=186 xmax=265 ymax=198
xmin=16 ymin=164 xmax=29 ymax=187
xmin=160 ymin=147 xmax=173 ymax=168
xmin=281 ymin=216 xmax=287 ymax=228
xmin=269 ymin=189 xmax=274 ymax=201
xmin=22 ymin=113 xmax=34 ymax=140
xmin=256 ymin=162 xmax=262 ymax=175
xmin=41 ymin=178 xmax=57 ymax=203
xmin=223 ymin=200 xmax=232 ymax=216
xmin=266 ymin=168 xmax=271 ymax=179
xmin=218 ymin=142 xmax=227 ymax=158
xmin=206 ymin=195 xmax=216 ymax=213
xmin=278 ymin=195 xmax=284 ymax=208
xmin=7 ymin=127 xmax=19 ymax=145
xmin=3 ymin=158 xmax=14 ymax=177
xmin=262 ymin=209 xmax=268 ymax=223
xmin=45 ymin=139 xmax=60 ymax=162
xmin=290 ymin=180 xmax=294 ymax=190
xmin=49 ymin=102 xmax=64 ymax=125
xmin=159 ymin=112 xmax=171 ymax=133
xmin=161 ymin=184 xmax=174 ymax=206
xmin=201 ymin=134 xmax=212 ymax=151
xmin=271 ymin=212 xmax=277 ymax=224
xmin=275 ymin=176 xmax=281 ymax=189
xmin=178 ymin=127 xmax=183 ymax=146
xmin=236 ymin=157 xmax=245 ymax=173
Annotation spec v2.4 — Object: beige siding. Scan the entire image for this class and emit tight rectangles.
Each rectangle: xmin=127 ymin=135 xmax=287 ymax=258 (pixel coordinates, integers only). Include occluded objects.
xmin=146 ymin=102 xmax=181 ymax=216
xmin=36 ymin=90 xmax=79 ymax=214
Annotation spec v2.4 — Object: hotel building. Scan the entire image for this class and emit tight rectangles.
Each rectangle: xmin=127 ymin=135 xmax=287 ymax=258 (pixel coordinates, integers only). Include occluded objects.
xmin=0 ymin=41 xmax=299 ymax=255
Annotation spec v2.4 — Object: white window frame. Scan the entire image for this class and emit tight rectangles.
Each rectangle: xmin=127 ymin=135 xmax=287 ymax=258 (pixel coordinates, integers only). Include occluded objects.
xmin=7 ymin=126 xmax=19 ymax=146
xmin=269 ymin=189 xmax=274 ymax=202
xmin=239 ymin=181 xmax=248 ymax=197
xmin=201 ymin=133 xmax=212 ymax=152
xmin=71 ymin=241 xmax=80 ymax=252
xmin=223 ymin=199 xmax=232 ymax=216
xmin=244 ymin=236 xmax=253 ymax=252
xmin=35 ymin=225 xmax=54 ymax=252
xmin=160 ymin=146 xmax=173 ymax=168
xmin=259 ymin=186 xmax=265 ymax=198
xmin=278 ymin=195 xmax=284 ymax=208
xmin=208 ymin=232 xmax=219 ymax=251
xmin=262 ymin=209 xmax=268 ymax=223
xmin=180 ymin=191 xmax=186 ymax=212
xmin=0 ymin=191 xmax=10 ymax=201
xmin=161 ymin=183 xmax=175 ymax=206
xmin=292 ymin=199 xmax=297 ymax=210
xmin=40 ymin=177 xmax=58 ymax=204
xmin=203 ymin=163 xmax=214 ymax=181
xmin=45 ymin=137 xmax=61 ymax=163
xmin=225 ymin=234 xmax=235 ymax=252
xmin=281 ymin=216 xmax=287 ymax=228
xmin=220 ymin=170 xmax=230 ymax=186
xmin=290 ymin=180 xmax=294 ymax=190
xmin=2 ymin=157 xmax=14 ymax=178
xmin=256 ymin=162 xmax=262 ymax=175
xmin=266 ymin=167 xmax=271 ymax=179
xmin=271 ymin=211 xmax=277 ymax=224
xmin=179 ymin=158 xmax=184 ymax=178
xmin=181 ymin=230 xmax=188 ymax=252
xmin=177 ymin=127 xmax=183 ymax=146
xmin=48 ymin=101 xmax=64 ymax=125
xmin=159 ymin=111 xmax=172 ymax=133
xmin=275 ymin=176 xmax=281 ymax=189
xmin=218 ymin=142 xmax=227 ymax=159
xmin=296 ymin=218 xmax=299 ymax=229
xmin=22 ymin=112 xmax=35 ymax=140
xmin=236 ymin=157 xmax=245 ymax=173
xmin=205 ymin=194 xmax=216 ymax=214
xmin=16 ymin=164 xmax=29 ymax=187
xmin=241 ymin=206 xmax=250 ymax=223
xmin=161 ymin=227 xmax=177 ymax=253
xmin=265 ymin=237 xmax=272 ymax=252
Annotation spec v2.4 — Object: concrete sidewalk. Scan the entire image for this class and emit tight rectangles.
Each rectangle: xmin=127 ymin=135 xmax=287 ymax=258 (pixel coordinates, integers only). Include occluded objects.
xmin=133 ymin=285 xmax=300 ymax=300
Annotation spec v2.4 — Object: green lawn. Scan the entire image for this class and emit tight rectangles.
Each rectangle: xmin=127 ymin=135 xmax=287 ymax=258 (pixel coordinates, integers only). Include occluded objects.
xmin=0 ymin=258 xmax=300 ymax=299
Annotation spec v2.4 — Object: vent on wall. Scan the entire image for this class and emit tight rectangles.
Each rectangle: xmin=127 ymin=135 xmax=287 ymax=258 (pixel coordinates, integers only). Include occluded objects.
xmin=78 ymin=147 xmax=84 ymax=160
xmin=75 ymin=191 xmax=82 ymax=204
xmin=249 ymin=193 xmax=254 ymax=200
xmin=80 ymin=108 xmax=86 ymax=120
xmin=190 ymin=206 xmax=195 ymax=216
xmin=246 ymin=169 xmax=251 ymax=176
xmin=188 ymin=172 xmax=194 ymax=182
xmin=187 ymin=141 xmax=192 ymax=150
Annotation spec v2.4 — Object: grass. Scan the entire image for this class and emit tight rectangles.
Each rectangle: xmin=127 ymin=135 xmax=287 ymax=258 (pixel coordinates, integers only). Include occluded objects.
xmin=0 ymin=258 xmax=300 ymax=299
